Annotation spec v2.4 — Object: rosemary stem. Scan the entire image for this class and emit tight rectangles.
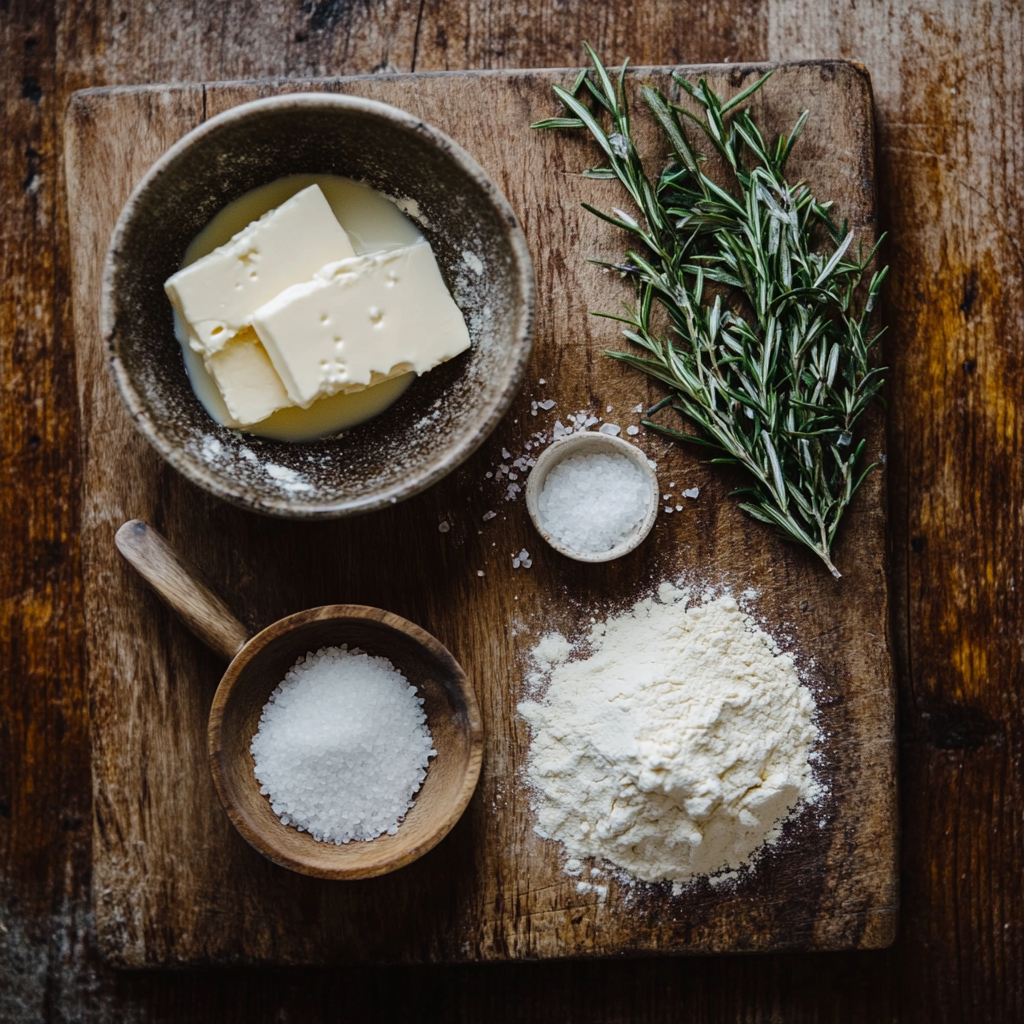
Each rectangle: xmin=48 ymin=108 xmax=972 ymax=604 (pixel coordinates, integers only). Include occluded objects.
xmin=819 ymin=550 xmax=843 ymax=580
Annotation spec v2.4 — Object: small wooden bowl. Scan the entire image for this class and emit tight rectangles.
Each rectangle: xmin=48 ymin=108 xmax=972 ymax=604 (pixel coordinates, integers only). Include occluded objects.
xmin=116 ymin=520 xmax=483 ymax=880
xmin=209 ymin=606 xmax=483 ymax=879
xmin=525 ymin=432 xmax=659 ymax=562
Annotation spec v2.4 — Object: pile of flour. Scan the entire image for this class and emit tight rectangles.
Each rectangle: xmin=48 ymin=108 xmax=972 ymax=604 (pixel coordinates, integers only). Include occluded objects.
xmin=518 ymin=583 xmax=820 ymax=887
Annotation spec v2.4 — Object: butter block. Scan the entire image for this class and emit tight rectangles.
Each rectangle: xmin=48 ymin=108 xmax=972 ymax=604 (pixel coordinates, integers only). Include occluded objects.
xmin=165 ymin=184 xmax=357 ymax=356
xmin=204 ymin=327 xmax=294 ymax=425
xmin=251 ymin=241 xmax=471 ymax=408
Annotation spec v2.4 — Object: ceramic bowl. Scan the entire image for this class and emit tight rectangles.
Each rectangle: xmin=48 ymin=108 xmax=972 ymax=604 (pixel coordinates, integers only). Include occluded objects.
xmin=102 ymin=93 xmax=534 ymax=518
xmin=525 ymin=432 xmax=659 ymax=562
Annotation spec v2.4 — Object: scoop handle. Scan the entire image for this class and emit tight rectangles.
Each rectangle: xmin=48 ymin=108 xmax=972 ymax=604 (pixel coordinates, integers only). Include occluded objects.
xmin=115 ymin=519 xmax=250 ymax=662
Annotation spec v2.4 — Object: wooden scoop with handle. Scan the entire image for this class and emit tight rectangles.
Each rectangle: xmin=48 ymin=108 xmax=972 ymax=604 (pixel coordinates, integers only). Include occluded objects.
xmin=115 ymin=519 xmax=484 ymax=880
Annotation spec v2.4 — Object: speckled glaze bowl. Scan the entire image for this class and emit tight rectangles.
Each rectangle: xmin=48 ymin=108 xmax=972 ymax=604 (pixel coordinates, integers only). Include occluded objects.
xmin=101 ymin=93 xmax=534 ymax=518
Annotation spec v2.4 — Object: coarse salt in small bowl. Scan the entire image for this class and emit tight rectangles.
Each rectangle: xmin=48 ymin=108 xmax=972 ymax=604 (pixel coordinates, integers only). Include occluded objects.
xmin=209 ymin=604 xmax=483 ymax=880
xmin=524 ymin=432 xmax=659 ymax=563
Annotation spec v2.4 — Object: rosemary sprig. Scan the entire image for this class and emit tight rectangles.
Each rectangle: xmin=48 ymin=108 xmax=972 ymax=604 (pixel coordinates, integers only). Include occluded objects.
xmin=532 ymin=45 xmax=887 ymax=578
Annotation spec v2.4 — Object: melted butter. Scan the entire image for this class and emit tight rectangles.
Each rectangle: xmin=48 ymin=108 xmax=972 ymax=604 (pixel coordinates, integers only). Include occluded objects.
xmin=175 ymin=174 xmax=424 ymax=442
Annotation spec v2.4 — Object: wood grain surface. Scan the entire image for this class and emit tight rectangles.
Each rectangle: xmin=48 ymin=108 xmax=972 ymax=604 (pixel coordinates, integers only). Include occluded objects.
xmin=2 ymin=0 xmax=1023 ymax=1019
xmin=65 ymin=62 xmax=894 ymax=967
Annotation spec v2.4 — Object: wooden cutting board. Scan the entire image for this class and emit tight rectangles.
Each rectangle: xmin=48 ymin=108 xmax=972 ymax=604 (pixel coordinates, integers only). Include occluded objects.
xmin=65 ymin=61 xmax=897 ymax=967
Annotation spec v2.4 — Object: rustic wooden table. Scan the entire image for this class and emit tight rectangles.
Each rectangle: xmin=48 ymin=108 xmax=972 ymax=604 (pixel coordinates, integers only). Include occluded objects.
xmin=2 ymin=0 xmax=1020 ymax=1019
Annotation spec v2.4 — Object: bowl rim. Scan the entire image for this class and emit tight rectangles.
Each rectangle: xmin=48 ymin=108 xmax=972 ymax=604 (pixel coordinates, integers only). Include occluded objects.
xmin=101 ymin=91 xmax=535 ymax=518
xmin=524 ymin=432 xmax=660 ymax=563
xmin=207 ymin=603 xmax=485 ymax=879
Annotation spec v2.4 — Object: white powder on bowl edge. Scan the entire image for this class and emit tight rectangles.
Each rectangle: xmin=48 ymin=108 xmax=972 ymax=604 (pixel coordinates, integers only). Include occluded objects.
xmin=518 ymin=584 xmax=820 ymax=887
xmin=250 ymin=645 xmax=436 ymax=844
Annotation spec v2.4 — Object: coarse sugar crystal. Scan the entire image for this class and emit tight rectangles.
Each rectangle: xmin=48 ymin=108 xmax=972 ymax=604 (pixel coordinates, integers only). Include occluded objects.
xmin=250 ymin=645 xmax=436 ymax=844
xmin=537 ymin=450 xmax=650 ymax=553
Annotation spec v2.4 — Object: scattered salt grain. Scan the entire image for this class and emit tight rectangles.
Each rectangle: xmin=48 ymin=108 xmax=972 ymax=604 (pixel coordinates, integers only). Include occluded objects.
xmin=250 ymin=646 xmax=436 ymax=845
xmin=538 ymin=451 xmax=650 ymax=553
xmin=512 ymin=548 xmax=532 ymax=569
xmin=633 ymin=404 xmax=643 ymax=413
xmin=682 ymin=486 xmax=700 ymax=499
xmin=477 ymin=570 xmax=485 ymax=576
xmin=598 ymin=423 xmax=621 ymax=436
xmin=539 ymin=378 xmax=547 ymax=385
xmin=626 ymin=425 xmax=640 ymax=436
xmin=438 ymin=522 xmax=450 ymax=533
xmin=606 ymin=405 xmax=613 ymax=413
xmin=537 ymin=399 xmax=556 ymax=411
xmin=483 ymin=511 xmax=497 ymax=521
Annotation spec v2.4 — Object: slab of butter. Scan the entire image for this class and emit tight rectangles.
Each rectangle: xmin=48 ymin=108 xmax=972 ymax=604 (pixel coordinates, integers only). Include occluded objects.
xmin=203 ymin=327 xmax=294 ymax=425
xmin=165 ymin=184 xmax=356 ymax=356
xmin=251 ymin=241 xmax=471 ymax=408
